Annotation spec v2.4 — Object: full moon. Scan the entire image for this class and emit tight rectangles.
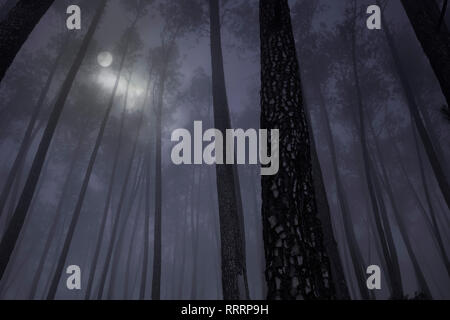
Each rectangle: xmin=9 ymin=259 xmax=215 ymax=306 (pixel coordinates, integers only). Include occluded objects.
xmin=97 ymin=51 xmax=113 ymax=68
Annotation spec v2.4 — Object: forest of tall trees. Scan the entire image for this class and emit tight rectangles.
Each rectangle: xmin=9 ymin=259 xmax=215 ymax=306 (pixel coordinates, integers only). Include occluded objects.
xmin=0 ymin=0 xmax=448 ymax=300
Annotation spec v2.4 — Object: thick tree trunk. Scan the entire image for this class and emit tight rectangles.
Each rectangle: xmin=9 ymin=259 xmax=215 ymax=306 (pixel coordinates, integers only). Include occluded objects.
xmin=259 ymin=0 xmax=334 ymax=299
xmin=400 ymin=0 xmax=450 ymax=110
xmin=0 ymin=0 xmax=107 ymax=281
xmin=0 ymin=35 xmax=68 ymax=219
xmin=380 ymin=2 xmax=450 ymax=211
xmin=209 ymin=0 xmax=249 ymax=300
xmin=0 ymin=0 xmax=54 ymax=82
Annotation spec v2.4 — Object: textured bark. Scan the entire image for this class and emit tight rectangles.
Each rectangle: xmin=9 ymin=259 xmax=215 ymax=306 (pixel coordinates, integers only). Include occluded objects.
xmin=401 ymin=0 xmax=450 ymax=110
xmin=0 ymin=0 xmax=54 ymax=82
xmin=0 ymin=35 xmax=68 ymax=219
xmin=259 ymin=0 xmax=334 ymax=299
xmin=84 ymin=83 xmax=130 ymax=300
xmin=209 ymin=0 xmax=249 ymax=300
xmin=317 ymin=85 xmax=371 ymax=300
xmin=380 ymin=2 xmax=450 ymax=211
xmin=0 ymin=0 xmax=107 ymax=281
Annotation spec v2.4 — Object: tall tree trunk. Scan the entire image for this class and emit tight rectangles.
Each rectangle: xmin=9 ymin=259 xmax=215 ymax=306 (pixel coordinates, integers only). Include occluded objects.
xmin=0 ymin=35 xmax=68 ymax=219
xmin=209 ymin=0 xmax=249 ymax=300
xmin=0 ymin=0 xmax=107 ymax=281
xmin=400 ymin=0 xmax=450 ymax=109
xmin=0 ymin=0 xmax=54 ymax=82
xmin=349 ymin=3 xmax=403 ymax=299
xmin=412 ymin=126 xmax=450 ymax=276
xmin=140 ymin=144 xmax=152 ymax=300
xmin=317 ymin=85 xmax=372 ymax=300
xmin=369 ymin=126 xmax=432 ymax=298
xmin=84 ymin=82 xmax=130 ymax=300
xmin=380 ymin=1 xmax=450 ymax=210
xmin=259 ymin=0 xmax=334 ymax=299
xmin=305 ymin=89 xmax=350 ymax=300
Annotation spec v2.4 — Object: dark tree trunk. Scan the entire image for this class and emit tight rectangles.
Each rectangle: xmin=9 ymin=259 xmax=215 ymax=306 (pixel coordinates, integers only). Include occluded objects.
xmin=209 ymin=0 xmax=249 ymax=300
xmin=401 ymin=0 xmax=450 ymax=110
xmin=0 ymin=0 xmax=107 ymax=281
xmin=0 ymin=0 xmax=54 ymax=82
xmin=0 ymin=35 xmax=68 ymax=219
xmin=259 ymin=0 xmax=335 ymax=299
xmin=380 ymin=2 xmax=450 ymax=211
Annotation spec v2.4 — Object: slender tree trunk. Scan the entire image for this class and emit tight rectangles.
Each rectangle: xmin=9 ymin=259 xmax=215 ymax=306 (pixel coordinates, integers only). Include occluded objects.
xmin=0 ymin=0 xmax=55 ymax=82
xmin=99 ymin=77 xmax=149 ymax=299
xmin=305 ymin=90 xmax=350 ymax=300
xmin=0 ymin=0 xmax=107 ymax=281
xmin=259 ymin=0 xmax=334 ymax=299
xmin=28 ymin=133 xmax=85 ymax=299
xmin=0 ymin=35 xmax=68 ymax=219
xmin=380 ymin=2 xmax=450 ymax=210
xmin=369 ymin=126 xmax=432 ymax=298
xmin=400 ymin=0 xmax=450 ymax=109
xmin=84 ymin=82 xmax=130 ymax=300
xmin=349 ymin=3 xmax=403 ymax=298
xmin=412 ymin=126 xmax=450 ymax=276
xmin=140 ymin=145 xmax=152 ymax=300
xmin=209 ymin=0 xmax=249 ymax=300
xmin=317 ymin=85 xmax=371 ymax=300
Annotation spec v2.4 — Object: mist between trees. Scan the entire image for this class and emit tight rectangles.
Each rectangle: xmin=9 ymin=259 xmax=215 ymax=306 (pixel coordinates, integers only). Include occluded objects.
xmin=0 ymin=0 xmax=448 ymax=300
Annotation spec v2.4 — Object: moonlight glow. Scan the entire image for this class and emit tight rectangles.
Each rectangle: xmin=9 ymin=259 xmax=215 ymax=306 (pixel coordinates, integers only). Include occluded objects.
xmin=97 ymin=51 xmax=113 ymax=68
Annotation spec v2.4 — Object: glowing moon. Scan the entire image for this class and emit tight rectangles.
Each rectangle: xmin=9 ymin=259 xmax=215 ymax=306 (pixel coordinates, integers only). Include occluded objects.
xmin=97 ymin=51 xmax=113 ymax=68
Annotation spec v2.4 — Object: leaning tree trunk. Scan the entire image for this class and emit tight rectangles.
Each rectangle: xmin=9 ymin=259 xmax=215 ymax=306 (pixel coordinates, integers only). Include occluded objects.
xmin=304 ymin=87 xmax=350 ymax=300
xmin=317 ymin=84 xmax=372 ymax=300
xmin=380 ymin=2 xmax=450 ymax=211
xmin=0 ymin=0 xmax=54 ymax=82
xmin=0 ymin=34 xmax=69 ymax=219
xmin=400 ymin=0 xmax=450 ymax=110
xmin=259 ymin=0 xmax=335 ymax=299
xmin=209 ymin=0 xmax=250 ymax=300
xmin=0 ymin=0 xmax=107 ymax=281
